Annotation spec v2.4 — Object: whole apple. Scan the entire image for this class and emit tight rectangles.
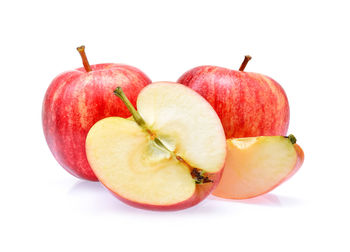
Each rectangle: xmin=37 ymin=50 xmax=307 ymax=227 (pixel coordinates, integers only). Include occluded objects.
xmin=178 ymin=56 xmax=289 ymax=138
xmin=42 ymin=46 xmax=151 ymax=181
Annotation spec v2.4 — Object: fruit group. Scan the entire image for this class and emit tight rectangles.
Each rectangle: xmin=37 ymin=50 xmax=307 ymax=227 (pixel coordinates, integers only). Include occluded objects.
xmin=178 ymin=56 xmax=290 ymax=138
xmin=212 ymin=135 xmax=304 ymax=199
xmin=42 ymin=46 xmax=151 ymax=180
xmin=86 ymin=82 xmax=226 ymax=210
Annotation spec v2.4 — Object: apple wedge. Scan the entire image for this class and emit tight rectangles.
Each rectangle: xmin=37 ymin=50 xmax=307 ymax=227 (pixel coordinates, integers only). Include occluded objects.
xmin=212 ymin=135 xmax=304 ymax=199
xmin=86 ymin=82 xmax=226 ymax=210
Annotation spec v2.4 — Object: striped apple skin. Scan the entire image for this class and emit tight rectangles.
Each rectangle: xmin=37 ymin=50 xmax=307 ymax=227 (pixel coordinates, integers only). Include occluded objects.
xmin=178 ymin=66 xmax=289 ymax=138
xmin=42 ymin=63 xmax=151 ymax=181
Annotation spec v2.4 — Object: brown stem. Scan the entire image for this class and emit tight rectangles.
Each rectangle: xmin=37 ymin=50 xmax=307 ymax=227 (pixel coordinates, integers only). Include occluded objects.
xmin=239 ymin=55 xmax=252 ymax=71
xmin=77 ymin=45 xmax=92 ymax=72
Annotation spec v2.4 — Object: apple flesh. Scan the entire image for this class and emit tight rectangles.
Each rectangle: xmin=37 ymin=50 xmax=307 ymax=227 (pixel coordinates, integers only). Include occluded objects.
xmin=42 ymin=46 xmax=151 ymax=181
xmin=178 ymin=56 xmax=290 ymax=138
xmin=86 ymin=82 xmax=226 ymax=210
xmin=212 ymin=135 xmax=304 ymax=199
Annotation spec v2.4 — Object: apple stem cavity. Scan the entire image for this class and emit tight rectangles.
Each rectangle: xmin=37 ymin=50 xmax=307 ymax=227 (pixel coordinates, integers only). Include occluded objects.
xmin=286 ymin=134 xmax=297 ymax=144
xmin=239 ymin=55 xmax=252 ymax=72
xmin=77 ymin=45 xmax=92 ymax=72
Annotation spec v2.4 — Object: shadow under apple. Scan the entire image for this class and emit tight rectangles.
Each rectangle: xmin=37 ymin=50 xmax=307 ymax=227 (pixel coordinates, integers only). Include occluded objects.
xmin=210 ymin=193 xmax=304 ymax=207
xmin=69 ymin=181 xmax=236 ymax=215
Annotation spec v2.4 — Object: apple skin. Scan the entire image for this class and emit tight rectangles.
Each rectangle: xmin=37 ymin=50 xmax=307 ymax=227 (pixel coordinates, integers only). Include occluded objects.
xmin=104 ymin=170 xmax=223 ymax=211
xmin=178 ymin=66 xmax=290 ymax=138
xmin=42 ymin=63 xmax=151 ymax=181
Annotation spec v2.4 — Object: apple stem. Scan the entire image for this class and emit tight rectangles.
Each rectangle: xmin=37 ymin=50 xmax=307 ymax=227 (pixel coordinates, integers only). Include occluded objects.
xmin=113 ymin=87 xmax=147 ymax=129
xmin=287 ymin=134 xmax=297 ymax=144
xmin=77 ymin=45 xmax=92 ymax=72
xmin=114 ymin=87 xmax=172 ymax=152
xmin=239 ymin=55 xmax=252 ymax=71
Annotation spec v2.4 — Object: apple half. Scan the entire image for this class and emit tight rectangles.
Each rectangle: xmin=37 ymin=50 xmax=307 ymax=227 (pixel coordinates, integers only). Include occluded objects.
xmin=212 ymin=135 xmax=304 ymax=199
xmin=86 ymin=82 xmax=226 ymax=210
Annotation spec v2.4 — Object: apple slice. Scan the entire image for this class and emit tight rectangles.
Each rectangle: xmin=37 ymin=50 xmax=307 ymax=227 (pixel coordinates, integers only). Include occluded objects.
xmin=86 ymin=82 xmax=226 ymax=210
xmin=212 ymin=135 xmax=304 ymax=199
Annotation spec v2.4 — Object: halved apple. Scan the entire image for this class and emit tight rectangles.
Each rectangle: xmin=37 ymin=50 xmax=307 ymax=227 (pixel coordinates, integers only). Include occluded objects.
xmin=86 ymin=82 xmax=226 ymax=210
xmin=212 ymin=135 xmax=304 ymax=199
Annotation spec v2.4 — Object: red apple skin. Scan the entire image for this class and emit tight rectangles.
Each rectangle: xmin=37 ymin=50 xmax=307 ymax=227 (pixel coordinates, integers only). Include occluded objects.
xmin=104 ymin=170 xmax=223 ymax=211
xmin=178 ymin=66 xmax=290 ymax=138
xmin=42 ymin=64 xmax=151 ymax=181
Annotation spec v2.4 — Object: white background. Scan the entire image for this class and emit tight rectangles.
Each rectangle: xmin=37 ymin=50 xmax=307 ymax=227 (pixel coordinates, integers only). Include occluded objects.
xmin=1 ymin=0 xmax=349 ymax=251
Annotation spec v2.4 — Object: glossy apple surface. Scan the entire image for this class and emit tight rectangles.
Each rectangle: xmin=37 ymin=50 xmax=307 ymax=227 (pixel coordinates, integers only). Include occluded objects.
xmin=212 ymin=135 xmax=304 ymax=199
xmin=42 ymin=48 xmax=151 ymax=180
xmin=86 ymin=82 xmax=226 ymax=210
xmin=178 ymin=57 xmax=289 ymax=138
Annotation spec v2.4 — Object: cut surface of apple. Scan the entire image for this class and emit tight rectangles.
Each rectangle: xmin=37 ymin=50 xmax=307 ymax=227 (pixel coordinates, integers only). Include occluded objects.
xmin=86 ymin=82 xmax=226 ymax=210
xmin=212 ymin=136 xmax=304 ymax=199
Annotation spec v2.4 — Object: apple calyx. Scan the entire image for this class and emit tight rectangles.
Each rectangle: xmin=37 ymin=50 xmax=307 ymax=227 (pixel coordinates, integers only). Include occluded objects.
xmin=286 ymin=134 xmax=297 ymax=144
xmin=239 ymin=55 xmax=252 ymax=72
xmin=77 ymin=45 xmax=92 ymax=72
xmin=113 ymin=86 xmax=213 ymax=184
xmin=191 ymin=168 xmax=213 ymax=184
xmin=175 ymin=156 xmax=213 ymax=184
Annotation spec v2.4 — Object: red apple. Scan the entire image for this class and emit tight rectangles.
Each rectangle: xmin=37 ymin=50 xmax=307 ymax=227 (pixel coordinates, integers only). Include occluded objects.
xmin=86 ymin=83 xmax=227 ymax=210
xmin=178 ymin=56 xmax=290 ymax=138
xmin=42 ymin=46 xmax=151 ymax=181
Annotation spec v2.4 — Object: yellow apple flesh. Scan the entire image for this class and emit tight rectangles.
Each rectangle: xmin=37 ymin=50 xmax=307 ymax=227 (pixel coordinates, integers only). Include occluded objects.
xmin=86 ymin=82 xmax=226 ymax=210
xmin=212 ymin=136 xmax=304 ymax=199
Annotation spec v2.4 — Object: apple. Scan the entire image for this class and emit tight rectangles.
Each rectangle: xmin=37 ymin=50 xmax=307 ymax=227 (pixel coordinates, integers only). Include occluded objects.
xmin=85 ymin=82 xmax=227 ymax=210
xmin=212 ymin=135 xmax=304 ymax=199
xmin=178 ymin=56 xmax=290 ymax=138
xmin=42 ymin=46 xmax=151 ymax=181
